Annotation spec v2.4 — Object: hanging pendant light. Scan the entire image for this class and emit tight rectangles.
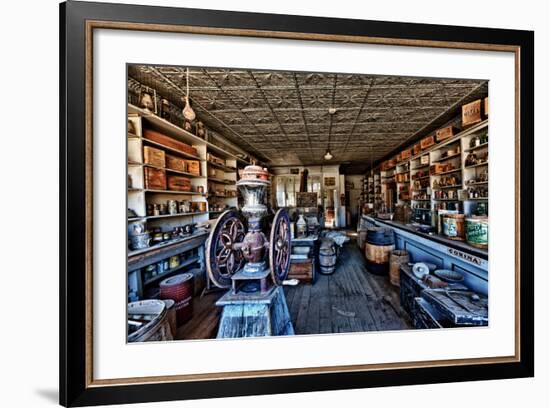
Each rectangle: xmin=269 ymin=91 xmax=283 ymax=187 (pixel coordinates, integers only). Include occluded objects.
xmin=182 ymin=68 xmax=196 ymax=122
xmin=325 ymin=106 xmax=336 ymax=160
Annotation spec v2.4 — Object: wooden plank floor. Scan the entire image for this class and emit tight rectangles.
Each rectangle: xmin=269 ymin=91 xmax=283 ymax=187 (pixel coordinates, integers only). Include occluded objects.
xmin=176 ymin=242 xmax=412 ymax=340
xmin=175 ymin=290 xmax=223 ymax=340
xmin=284 ymin=243 xmax=412 ymax=334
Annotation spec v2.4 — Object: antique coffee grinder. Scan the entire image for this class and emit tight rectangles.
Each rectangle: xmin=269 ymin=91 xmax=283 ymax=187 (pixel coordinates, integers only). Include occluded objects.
xmin=206 ymin=165 xmax=294 ymax=337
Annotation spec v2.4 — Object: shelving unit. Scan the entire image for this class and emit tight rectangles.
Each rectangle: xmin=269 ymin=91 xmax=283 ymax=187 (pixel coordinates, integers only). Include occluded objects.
xmin=127 ymin=103 xmax=259 ymax=301
xmin=128 ymin=103 xmax=256 ymax=228
xmin=374 ymin=119 xmax=489 ymax=229
xmin=395 ymin=160 xmax=410 ymax=204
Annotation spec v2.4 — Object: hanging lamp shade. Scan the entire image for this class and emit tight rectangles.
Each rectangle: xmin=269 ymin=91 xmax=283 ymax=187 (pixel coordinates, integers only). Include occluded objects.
xmin=324 ymin=150 xmax=333 ymax=160
xmin=182 ymin=68 xmax=196 ymax=121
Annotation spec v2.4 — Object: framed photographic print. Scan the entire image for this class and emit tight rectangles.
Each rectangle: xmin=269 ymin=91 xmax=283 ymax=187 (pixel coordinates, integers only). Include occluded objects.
xmin=60 ymin=0 xmax=534 ymax=406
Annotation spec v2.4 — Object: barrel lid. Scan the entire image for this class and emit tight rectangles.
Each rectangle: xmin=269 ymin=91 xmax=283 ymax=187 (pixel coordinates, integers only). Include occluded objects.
xmin=160 ymin=273 xmax=193 ymax=288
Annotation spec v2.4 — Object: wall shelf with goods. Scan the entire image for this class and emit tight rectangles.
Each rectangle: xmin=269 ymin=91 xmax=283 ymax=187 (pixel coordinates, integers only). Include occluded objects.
xmin=126 ymin=103 xmax=261 ymax=301
xmin=374 ymin=114 xmax=488 ymax=248
xmin=206 ymin=148 xmax=238 ymax=219
xmin=395 ymin=160 xmax=411 ymax=204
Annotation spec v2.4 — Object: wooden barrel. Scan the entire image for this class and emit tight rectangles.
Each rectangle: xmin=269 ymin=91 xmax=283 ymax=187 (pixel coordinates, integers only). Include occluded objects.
xmin=442 ymin=214 xmax=465 ymax=240
xmin=357 ymin=230 xmax=368 ymax=250
xmin=160 ymin=273 xmax=194 ymax=326
xmin=365 ymin=242 xmax=395 ymax=275
xmin=319 ymin=239 xmax=337 ymax=275
xmin=389 ymin=250 xmax=410 ymax=287
xmin=127 ymin=300 xmax=173 ymax=343
xmin=465 ymin=217 xmax=489 ymax=249
xmin=366 ymin=227 xmax=394 ymax=245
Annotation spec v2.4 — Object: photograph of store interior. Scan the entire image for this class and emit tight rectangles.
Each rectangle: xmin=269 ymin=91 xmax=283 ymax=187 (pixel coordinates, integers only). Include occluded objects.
xmin=126 ymin=65 xmax=489 ymax=342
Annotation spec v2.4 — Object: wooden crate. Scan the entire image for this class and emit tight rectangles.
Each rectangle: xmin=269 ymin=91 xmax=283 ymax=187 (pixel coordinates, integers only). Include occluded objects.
xmin=420 ymin=135 xmax=435 ymax=150
xmin=186 ymin=160 xmax=201 ymax=175
xmin=401 ymin=148 xmax=412 ymax=161
xmin=413 ymin=143 xmax=421 ymax=155
xmin=167 ymin=175 xmax=192 ymax=192
xmin=462 ymin=99 xmax=483 ymax=127
xmin=435 ymin=125 xmax=458 ymax=142
xmin=288 ymin=261 xmax=314 ymax=284
xmin=144 ymin=167 xmax=166 ymax=190
xmin=420 ymin=155 xmax=430 ymax=165
xmin=484 ymin=97 xmax=489 ymax=117
xmin=430 ymin=163 xmax=447 ymax=175
xmin=143 ymin=146 xmax=166 ymax=168
xmin=207 ymin=153 xmax=225 ymax=166
xmin=166 ymin=154 xmax=186 ymax=172
xmin=143 ymin=129 xmax=198 ymax=157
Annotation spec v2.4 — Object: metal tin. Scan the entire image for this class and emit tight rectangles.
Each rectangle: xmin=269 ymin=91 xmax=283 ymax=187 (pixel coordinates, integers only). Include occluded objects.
xmin=465 ymin=217 xmax=489 ymax=248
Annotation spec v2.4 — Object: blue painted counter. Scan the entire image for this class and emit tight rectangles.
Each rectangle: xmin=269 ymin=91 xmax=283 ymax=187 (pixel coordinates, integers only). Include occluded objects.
xmin=363 ymin=216 xmax=488 ymax=296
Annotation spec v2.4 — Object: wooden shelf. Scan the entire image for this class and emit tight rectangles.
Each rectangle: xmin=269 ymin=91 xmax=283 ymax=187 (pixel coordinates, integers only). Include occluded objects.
xmin=411 ymin=165 xmax=429 ymax=171
xmin=464 ymin=142 xmax=489 ymax=152
xmin=433 ymin=184 xmax=462 ymax=190
xmin=128 ymin=231 xmax=208 ymax=259
xmin=464 ymin=161 xmax=489 ymax=169
xmin=207 ymin=161 xmax=237 ymax=172
xmin=433 ymin=168 xmax=461 ymax=176
xmin=208 ymin=177 xmax=235 ymax=185
xmin=464 ymin=197 xmax=488 ymax=201
xmin=433 ymin=198 xmax=460 ymax=202
xmin=144 ymin=189 xmax=205 ymax=196
xmin=127 ymin=212 xmax=208 ymax=222
xmin=432 ymin=152 xmax=462 ymax=163
xmin=208 ymin=195 xmax=237 ymax=199
xmin=143 ymin=256 xmax=201 ymax=286
xmin=465 ymin=181 xmax=489 ymax=186
xmin=133 ymin=162 xmax=204 ymax=178
xmin=413 ymin=175 xmax=430 ymax=181
xmin=407 ymin=120 xmax=488 ymax=162
xmin=140 ymin=137 xmax=203 ymax=161
xmin=433 ymin=142 xmax=460 ymax=153
xmin=129 ymin=104 xmax=206 ymax=149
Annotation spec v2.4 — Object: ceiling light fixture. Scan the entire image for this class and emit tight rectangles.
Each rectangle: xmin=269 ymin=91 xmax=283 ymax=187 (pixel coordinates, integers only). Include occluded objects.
xmin=325 ymin=107 xmax=336 ymax=160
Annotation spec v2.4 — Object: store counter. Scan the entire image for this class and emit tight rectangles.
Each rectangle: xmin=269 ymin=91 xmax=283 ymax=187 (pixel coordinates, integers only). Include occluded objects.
xmin=362 ymin=216 xmax=488 ymax=295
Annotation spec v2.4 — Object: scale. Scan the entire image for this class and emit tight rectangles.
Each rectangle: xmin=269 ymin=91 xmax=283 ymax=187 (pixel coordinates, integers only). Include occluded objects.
xmin=205 ymin=165 xmax=294 ymax=338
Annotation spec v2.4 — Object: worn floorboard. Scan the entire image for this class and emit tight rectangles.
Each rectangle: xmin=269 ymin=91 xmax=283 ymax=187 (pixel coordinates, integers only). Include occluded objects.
xmin=285 ymin=242 xmax=412 ymax=335
xmin=177 ymin=241 xmax=412 ymax=340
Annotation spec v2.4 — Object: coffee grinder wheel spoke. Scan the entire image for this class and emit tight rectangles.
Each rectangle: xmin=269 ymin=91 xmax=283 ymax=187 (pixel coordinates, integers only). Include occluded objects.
xmin=269 ymin=209 xmax=291 ymax=285
xmin=206 ymin=210 xmax=247 ymax=288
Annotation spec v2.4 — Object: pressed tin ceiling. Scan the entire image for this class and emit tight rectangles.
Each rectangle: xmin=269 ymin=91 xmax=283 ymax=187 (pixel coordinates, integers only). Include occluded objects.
xmin=128 ymin=65 xmax=487 ymax=173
